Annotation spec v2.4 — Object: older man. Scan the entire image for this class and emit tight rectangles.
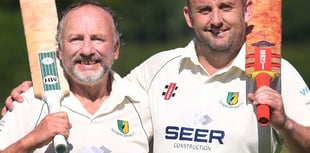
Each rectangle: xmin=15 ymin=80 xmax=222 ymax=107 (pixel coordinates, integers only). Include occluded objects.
xmin=0 ymin=1 xmax=152 ymax=152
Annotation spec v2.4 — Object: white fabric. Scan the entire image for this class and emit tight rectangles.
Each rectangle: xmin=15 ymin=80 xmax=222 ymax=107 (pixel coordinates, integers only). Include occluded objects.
xmin=126 ymin=40 xmax=310 ymax=153
xmin=0 ymin=71 xmax=153 ymax=153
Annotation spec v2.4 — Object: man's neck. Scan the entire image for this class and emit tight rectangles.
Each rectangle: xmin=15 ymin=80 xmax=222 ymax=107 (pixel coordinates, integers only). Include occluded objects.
xmin=196 ymin=46 xmax=240 ymax=75
xmin=69 ymin=73 xmax=112 ymax=115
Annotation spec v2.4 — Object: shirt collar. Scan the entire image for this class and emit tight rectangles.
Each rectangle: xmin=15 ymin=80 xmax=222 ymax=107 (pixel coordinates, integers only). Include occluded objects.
xmin=181 ymin=40 xmax=200 ymax=65
xmin=109 ymin=70 xmax=145 ymax=103
xmin=61 ymin=71 xmax=146 ymax=117
xmin=95 ymin=70 xmax=146 ymax=115
xmin=179 ymin=40 xmax=246 ymax=74
xmin=230 ymin=44 xmax=246 ymax=72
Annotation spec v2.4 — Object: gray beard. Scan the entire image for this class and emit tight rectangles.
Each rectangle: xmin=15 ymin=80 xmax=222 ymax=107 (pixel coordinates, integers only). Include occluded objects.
xmin=63 ymin=61 xmax=111 ymax=85
xmin=73 ymin=66 xmax=110 ymax=85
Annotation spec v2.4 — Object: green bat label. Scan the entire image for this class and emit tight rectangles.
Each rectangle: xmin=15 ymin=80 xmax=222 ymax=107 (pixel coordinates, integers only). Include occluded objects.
xmin=38 ymin=51 xmax=61 ymax=91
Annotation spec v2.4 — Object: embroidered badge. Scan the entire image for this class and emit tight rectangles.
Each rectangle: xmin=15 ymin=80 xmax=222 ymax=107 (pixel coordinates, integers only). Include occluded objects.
xmin=111 ymin=120 xmax=134 ymax=137
xmin=220 ymin=92 xmax=243 ymax=108
xmin=117 ymin=120 xmax=129 ymax=134
xmin=226 ymin=92 xmax=239 ymax=105
xmin=162 ymin=82 xmax=178 ymax=100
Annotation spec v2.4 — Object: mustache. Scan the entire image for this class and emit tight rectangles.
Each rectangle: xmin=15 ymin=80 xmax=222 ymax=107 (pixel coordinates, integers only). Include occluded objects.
xmin=205 ymin=23 xmax=227 ymax=35
xmin=72 ymin=53 xmax=102 ymax=65
xmin=204 ymin=28 xmax=228 ymax=35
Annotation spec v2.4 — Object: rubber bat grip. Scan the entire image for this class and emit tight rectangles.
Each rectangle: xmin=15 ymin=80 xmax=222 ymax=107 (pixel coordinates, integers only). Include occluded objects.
xmin=44 ymin=91 xmax=68 ymax=153
xmin=255 ymin=73 xmax=272 ymax=126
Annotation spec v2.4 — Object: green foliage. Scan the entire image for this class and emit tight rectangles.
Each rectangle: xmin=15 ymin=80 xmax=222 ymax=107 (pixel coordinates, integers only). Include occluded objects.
xmin=282 ymin=0 xmax=310 ymax=43
xmin=282 ymin=43 xmax=310 ymax=86
xmin=0 ymin=1 xmax=20 ymax=10
xmin=102 ymin=0 xmax=189 ymax=42
xmin=0 ymin=10 xmax=31 ymax=109
xmin=113 ymin=38 xmax=192 ymax=77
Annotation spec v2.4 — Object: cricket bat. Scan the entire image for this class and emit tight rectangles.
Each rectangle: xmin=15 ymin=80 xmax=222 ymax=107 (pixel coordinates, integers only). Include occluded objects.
xmin=245 ymin=0 xmax=282 ymax=126
xmin=20 ymin=0 xmax=70 ymax=152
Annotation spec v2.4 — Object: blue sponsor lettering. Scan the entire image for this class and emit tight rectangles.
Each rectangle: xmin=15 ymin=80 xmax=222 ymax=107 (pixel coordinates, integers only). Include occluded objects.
xmin=165 ymin=126 xmax=225 ymax=144
xmin=179 ymin=127 xmax=194 ymax=141
xmin=300 ymin=87 xmax=310 ymax=96
xmin=194 ymin=128 xmax=208 ymax=142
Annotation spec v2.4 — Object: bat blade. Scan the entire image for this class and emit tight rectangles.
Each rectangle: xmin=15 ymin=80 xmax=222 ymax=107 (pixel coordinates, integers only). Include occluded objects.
xmin=19 ymin=0 xmax=69 ymax=98
xmin=20 ymin=0 xmax=69 ymax=152
xmin=245 ymin=0 xmax=282 ymax=126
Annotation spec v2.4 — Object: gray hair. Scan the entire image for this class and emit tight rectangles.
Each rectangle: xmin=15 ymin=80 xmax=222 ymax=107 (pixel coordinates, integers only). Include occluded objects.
xmin=56 ymin=0 xmax=122 ymax=50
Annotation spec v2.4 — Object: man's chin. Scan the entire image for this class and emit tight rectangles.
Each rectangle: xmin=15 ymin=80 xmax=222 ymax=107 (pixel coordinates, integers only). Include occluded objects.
xmin=208 ymin=42 xmax=231 ymax=52
xmin=72 ymin=70 xmax=105 ymax=84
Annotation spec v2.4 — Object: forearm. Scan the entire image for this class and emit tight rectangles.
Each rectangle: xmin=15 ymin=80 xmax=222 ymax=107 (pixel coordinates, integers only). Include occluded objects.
xmin=279 ymin=118 xmax=310 ymax=153
xmin=1 ymin=140 xmax=32 ymax=153
xmin=0 ymin=133 xmax=37 ymax=153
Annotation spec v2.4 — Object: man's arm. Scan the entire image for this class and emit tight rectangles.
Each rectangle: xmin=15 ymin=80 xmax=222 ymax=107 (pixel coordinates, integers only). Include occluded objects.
xmin=1 ymin=134 xmax=37 ymax=153
xmin=1 ymin=81 xmax=32 ymax=116
xmin=0 ymin=112 xmax=71 ymax=152
xmin=278 ymin=118 xmax=310 ymax=153
xmin=248 ymin=86 xmax=310 ymax=153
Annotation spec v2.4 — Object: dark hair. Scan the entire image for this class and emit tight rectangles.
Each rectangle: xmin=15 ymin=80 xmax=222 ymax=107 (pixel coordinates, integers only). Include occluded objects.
xmin=56 ymin=0 xmax=122 ymax=48
xmin=187 ymin=0 xmax=247 ymax=6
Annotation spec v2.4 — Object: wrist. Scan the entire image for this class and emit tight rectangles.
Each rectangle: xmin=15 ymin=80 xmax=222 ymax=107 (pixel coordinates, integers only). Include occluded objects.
xmin=17 ymin=133 xmax=37 ymax=152
xmin=4 ymin=138 xmax=34 ymax=153
xmin=279 ymin=117 xmax=294 ymax=134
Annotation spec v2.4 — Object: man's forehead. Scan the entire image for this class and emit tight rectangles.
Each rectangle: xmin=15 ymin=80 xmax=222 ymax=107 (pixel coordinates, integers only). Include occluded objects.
xmin=63 ymin=5 xmax=113 ymax=28
xmin=188 ymin=0 xmax=242 ymax=5
xmin=65 ymin=5 xmax=112 ymax=19
xmin=61 ymin=7 xmax=114 ymax=37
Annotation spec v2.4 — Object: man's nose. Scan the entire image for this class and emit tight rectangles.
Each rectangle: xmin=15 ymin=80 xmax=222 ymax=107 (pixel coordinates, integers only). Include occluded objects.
xmin=210 ymin=9 xmax=223 ymax=26
xmin=80 ymin=39 xmax=95 ymax=55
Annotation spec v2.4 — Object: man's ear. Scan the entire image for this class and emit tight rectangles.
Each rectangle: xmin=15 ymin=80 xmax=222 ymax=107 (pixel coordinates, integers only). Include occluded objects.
xmin=245 ymin=0 xmax=253 ymax=22
xmin=183 ymin=6 xmax=194 ymax=28
xmin=57 ymin=48 xmax=63 ymax=60
xmin=113 ymin=40 xmax=120 ymax=60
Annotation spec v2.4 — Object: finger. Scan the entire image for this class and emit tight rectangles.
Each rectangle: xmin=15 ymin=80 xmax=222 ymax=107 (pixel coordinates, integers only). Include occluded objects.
xmin=10 ymin=89 xmax=24 ymax=102
xmin=9 ymin=81 xmax=32 ymax=103
xmin=49 ymin=112 xmax=71 ymax=128
xmin=44 ymin=113 xmax=71 ymax=138
xmin=1 ymin=106 xmax=8 ymax=117
xmin=247 ymin=93 xmax=255 ymax=102
xmin=57 ymin=125 xmax=71 ymax=138
xmin=4 ymin=96 xmax=15 ymax=111
xmin=20 ymin=81 xmax=33 ymax=91
xmin=4 ymin=81 xmax=33 ymax=114
xmin=52 ymin=112 xmax=69 ymax=118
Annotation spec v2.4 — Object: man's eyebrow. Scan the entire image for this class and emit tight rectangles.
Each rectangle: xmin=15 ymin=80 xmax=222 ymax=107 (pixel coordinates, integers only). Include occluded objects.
xmin=66 ymin=33 xmax=82 ymax=38
xmin=219 ymin=1 xmax=236 ymax=6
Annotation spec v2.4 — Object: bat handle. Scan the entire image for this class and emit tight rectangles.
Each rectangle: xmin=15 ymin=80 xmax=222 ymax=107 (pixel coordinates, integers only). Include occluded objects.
xmin=43 ymin=91 xmax=68 ymax=153
xmin=54 ymin=135 xmax=68 ymax=153
xmin=255 ymin=72 xmax=272 ymax=126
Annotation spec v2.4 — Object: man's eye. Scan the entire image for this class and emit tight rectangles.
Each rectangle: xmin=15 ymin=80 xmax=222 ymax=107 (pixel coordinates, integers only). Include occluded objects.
xmin=220 ymin=4 xmax=233 ymax=11
xmin=92 ymin=37 xmax=105 ymax=43
xmin=94 ymin=38 xmax=103 ymax=41
xmin=71 ymin=38 xmax=82 ymax=41
xmin=69 ymin=38 xmax=83 ymax=45
xmin=199 ymin=7 xmax=212 ymax=14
